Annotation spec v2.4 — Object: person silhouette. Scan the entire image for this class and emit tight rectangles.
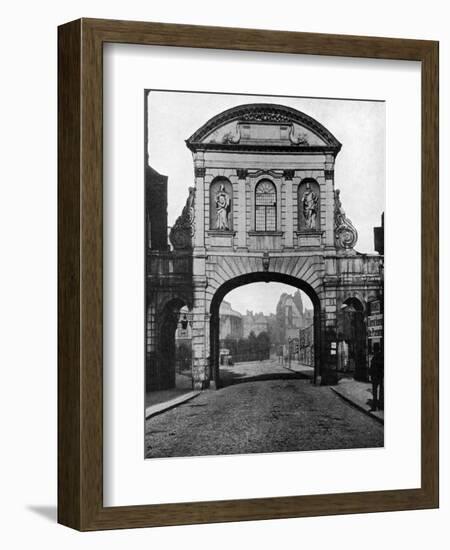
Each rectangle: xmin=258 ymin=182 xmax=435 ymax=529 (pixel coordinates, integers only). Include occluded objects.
xmin=369 ymin=343 xmax=384 ymax=411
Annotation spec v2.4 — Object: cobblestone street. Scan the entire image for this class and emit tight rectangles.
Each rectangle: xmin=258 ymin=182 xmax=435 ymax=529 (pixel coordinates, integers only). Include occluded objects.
xmin=145 ymin=361 xmax=383 ymax=458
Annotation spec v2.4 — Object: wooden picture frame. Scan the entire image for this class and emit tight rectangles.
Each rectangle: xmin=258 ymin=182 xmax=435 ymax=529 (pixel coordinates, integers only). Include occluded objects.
xmin=58 ymin=18 xmax=439 ymax=531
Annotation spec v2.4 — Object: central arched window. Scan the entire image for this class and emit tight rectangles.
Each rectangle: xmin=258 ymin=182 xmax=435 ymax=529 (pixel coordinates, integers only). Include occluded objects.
xmin=255 ymin=179 xmax=277 ymax=231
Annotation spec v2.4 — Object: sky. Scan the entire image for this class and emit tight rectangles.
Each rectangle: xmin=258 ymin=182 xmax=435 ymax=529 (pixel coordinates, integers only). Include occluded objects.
xmin=224 ymin=283 xmax=313 ymax=316
xmin=147 ymin=90 xmax=385 ymax=253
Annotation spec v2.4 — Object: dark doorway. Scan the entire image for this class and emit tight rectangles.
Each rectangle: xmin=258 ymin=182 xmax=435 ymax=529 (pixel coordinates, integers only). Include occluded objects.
xmin=340 ymin=297 xmax=367 ymax=381
xmin=147 ymin=298 xmax=193 ymax=402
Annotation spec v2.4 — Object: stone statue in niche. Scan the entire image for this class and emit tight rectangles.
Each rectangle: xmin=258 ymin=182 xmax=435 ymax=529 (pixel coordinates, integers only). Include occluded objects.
xmin=302 ymin=182 xmax=319 ymax=229
xmin=215 ymin=184 xmax=231 ymax=230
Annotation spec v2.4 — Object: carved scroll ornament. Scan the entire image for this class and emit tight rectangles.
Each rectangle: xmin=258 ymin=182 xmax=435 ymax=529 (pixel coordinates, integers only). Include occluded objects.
xmin=334 ymin=189 xmax=358 ymax=249
xmin=289 ymin=125 xmax=309 ymax=145
xmin=169 ymin=187 xmax=196 ymax=249
xmin=222 ymin=123 xmax=241 ymax=144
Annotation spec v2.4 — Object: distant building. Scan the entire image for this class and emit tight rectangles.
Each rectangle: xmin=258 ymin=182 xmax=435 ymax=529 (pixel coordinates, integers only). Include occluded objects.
xmin=145 ymin=165 xmax=168 ymax=251
xmin=238 ymin=290 xmax=314 ymax=344
xmin=298 ymin=324 xmax=314 ymax=366
xmin=242 ymin=310 xmax=269 ymax=337
xmin=274 ymin=290 xmax=312 ymax=343
xmin=176 ymin=300 xmax=243 ymax=350
xmin=219 ymin=300 xmax=243 ymax=341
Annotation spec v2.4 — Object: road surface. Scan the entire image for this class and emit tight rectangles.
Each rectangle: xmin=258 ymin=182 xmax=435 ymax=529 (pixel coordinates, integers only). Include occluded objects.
xmin=145 ymin=360 xmax=383 ymax=458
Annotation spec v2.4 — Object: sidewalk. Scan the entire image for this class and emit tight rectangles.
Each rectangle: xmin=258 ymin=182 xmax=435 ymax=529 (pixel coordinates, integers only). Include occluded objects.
xmin=281 ymin=362 xmax=383 ymax=423
xmin=145 ymin=390 xmax=200 ymax=419
xmin=282 ymin=359 xmax=315 ymax=379
xmin=145 ymin=372 xmax=200 ymax=419
xmin=331 ymin=378 xmax=384 ymax=423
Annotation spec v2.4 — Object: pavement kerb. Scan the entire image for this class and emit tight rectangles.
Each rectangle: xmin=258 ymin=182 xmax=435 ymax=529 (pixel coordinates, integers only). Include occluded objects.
xmin=330 ymin=386 xmax=384 ymax=425
xmin=145 ymin=391 xmax=201 ymax=419
xmin=281 ymin=365 xmax=315 ymax=379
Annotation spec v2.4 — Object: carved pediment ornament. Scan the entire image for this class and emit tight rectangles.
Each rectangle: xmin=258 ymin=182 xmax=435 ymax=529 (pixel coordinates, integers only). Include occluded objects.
xmin=334 ymin=189 xmax=358 ymax=250
xmin=222 ymin=123 xmax=241 ymax=144
xmin=289 ymin=125 xmax=309 ymax=145
xmin=240 ymin=109 xmax=292 ymax=123
xmin=186 ymin=104 xmax=342 ymax=153
xmin=249 ymin=169 xmax=283 ymax=179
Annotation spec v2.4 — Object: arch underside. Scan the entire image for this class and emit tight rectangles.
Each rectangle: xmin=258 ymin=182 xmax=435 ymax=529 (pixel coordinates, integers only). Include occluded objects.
xmin=206 ymin=254 xmax=325 ymax=301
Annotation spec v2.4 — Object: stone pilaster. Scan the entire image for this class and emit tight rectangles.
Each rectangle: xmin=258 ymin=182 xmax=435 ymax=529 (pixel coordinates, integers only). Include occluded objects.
xmin=283 ymin=170 xmax=294 ymax=248
xmin=319 ymin=290 xmax=339 ymax=385
xmin=193 ymin=155 xmax=205 ymax=253
xmin=191 ymin=285 xmax=209 ymax=389
xmin=146 ymin=302 xmax=156 ymax=354
xmin=145 ymin=301 xmax=157 ymax=392
xmin=236 ymin=169 xmax=247 ymax=249
xmin=323 ymin=154 xmax=336 ymax=249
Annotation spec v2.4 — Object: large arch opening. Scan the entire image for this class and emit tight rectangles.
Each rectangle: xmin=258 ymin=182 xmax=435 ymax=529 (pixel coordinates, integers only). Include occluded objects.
xmin=209 ymin=272 xmax=321 ymax=388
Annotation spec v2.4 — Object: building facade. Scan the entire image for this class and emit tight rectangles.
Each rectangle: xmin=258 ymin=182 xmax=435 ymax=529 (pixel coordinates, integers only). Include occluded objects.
xmin=298 ymin=324 xmax=315 ymax=367
xmin=275 ymin=290 xmax=312 ymax=341
xmin=219 ymin=300 xmax=243 ymax=341
xmin=242 ymin=310 xmax=269 ymax=338
xmin=146 ymin=103 xmax=383 ymax=390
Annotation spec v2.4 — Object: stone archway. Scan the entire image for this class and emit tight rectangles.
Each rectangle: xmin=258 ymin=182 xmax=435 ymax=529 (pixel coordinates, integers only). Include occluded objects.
xmin=209 ymin=272 xmax=322 ymax=388
xmin=146 ymin=102 xmax=383 ymax=391
xmin=155 ymin=297 xmax=187 ymax=390
xmin=340 ymin=297 xmax=367 ymax=381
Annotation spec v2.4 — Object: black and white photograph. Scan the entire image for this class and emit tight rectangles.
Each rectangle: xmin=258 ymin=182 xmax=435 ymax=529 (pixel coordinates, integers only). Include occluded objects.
xmin=144 ymin=90 xmax=385 ymax=459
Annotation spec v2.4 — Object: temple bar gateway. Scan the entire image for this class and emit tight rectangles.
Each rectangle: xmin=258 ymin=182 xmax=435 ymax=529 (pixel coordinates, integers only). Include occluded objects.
xmin=146 ymin=103 xmax=384 ymax=391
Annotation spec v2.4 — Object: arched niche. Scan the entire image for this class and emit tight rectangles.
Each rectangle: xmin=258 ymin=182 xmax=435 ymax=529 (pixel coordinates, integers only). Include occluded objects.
xmin=298 ymin=178 xmax=320 ymax=231
xmin=210 ymin=177 xmax=233 ymax=231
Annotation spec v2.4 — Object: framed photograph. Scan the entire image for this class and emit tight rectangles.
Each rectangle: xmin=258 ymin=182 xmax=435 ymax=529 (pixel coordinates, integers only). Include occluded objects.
xmin=58 ymin=18 xmax=438 ymax=530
